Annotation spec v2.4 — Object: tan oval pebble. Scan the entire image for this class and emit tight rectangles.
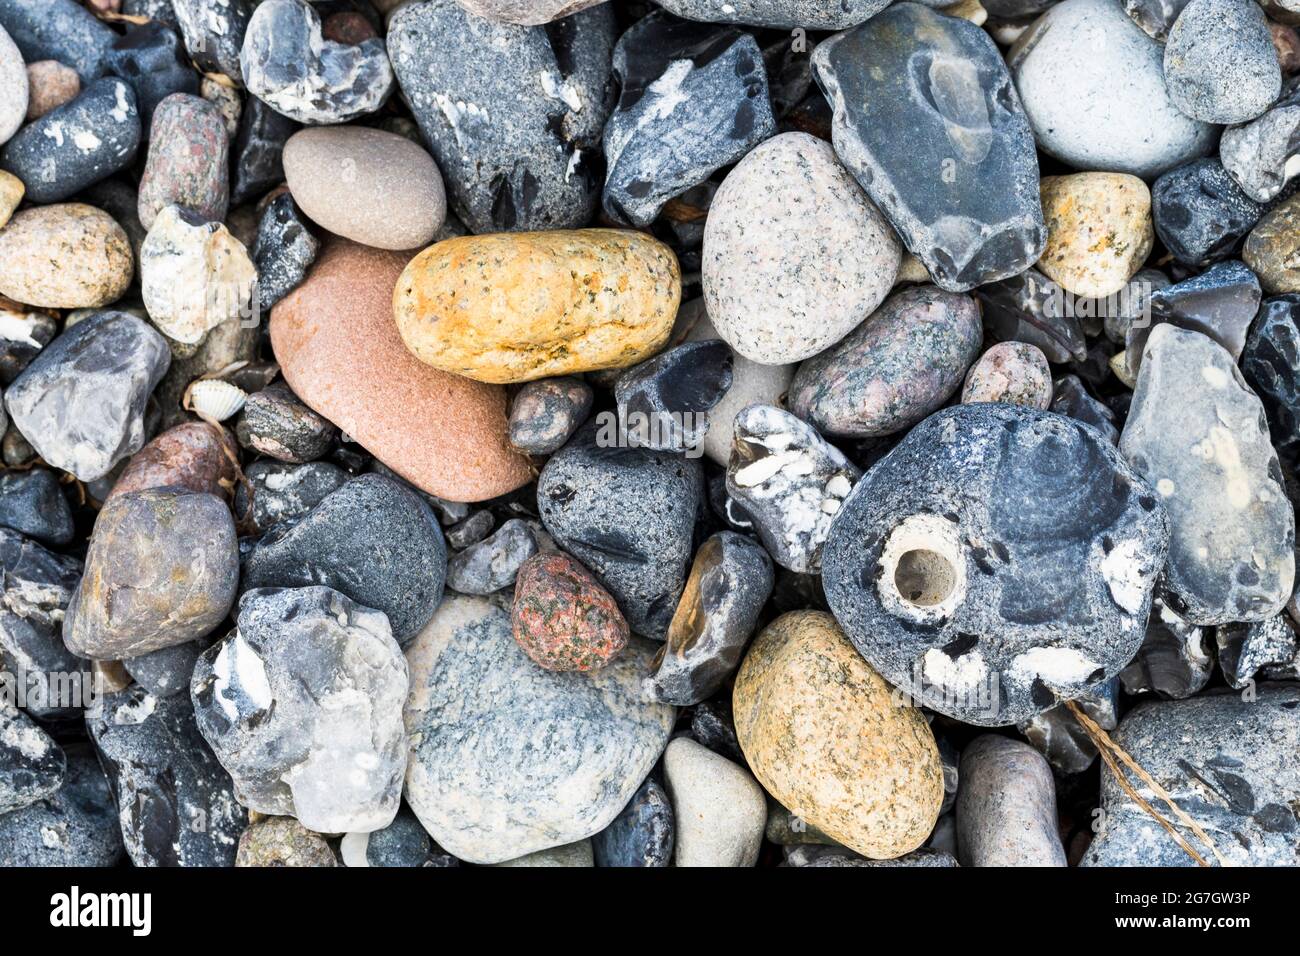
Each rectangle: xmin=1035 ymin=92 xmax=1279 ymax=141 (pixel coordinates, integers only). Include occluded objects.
xmin=961 ymin=341 xmax=1053 ymax=409
xmin=0 ymin=170 xmax=22 ymax=229
xmin=733 ymin=610 xmax=944 ymax=860
xmin=393 ymin=229 xmax=681 ymax=384
xmin=284 ymin=126 xmax=446 ymax=252
xmin=1037 ymin=173 xmax=1153 ymax=299
xmin=0 ymin=204 xmax=134 ymax=308
xmin=25 ymin=60 xmax=80 ymax=122
xmin=271 ymin=239 xmax=532 ymax=502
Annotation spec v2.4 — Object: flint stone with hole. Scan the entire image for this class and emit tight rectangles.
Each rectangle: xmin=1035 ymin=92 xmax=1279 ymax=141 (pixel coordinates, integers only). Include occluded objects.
xmin=956 ymin=735 xmax=1067 ymax=866
xmin=0 ymin=703 xmax=65 ymax=814
xmin=812 ymin=3 xmax=1046 ymax=292
xmin=87 ymin=686 xmax=247 ymax=867
xmin=192 ymin=586 xmax=409 ymax=834
xmin=614 ymin=341 xmax=733 ymax=454
xmin=1220 ymin=79 xmax=1300 ymax=204
xmin=1215 ymin=614 xmax=1300 ymax=688
xmin=240 ymin=0 xmax=394 ymax=125
xmin=1082 ymin=684 xmax=1300 ymax=867
xmin=4 ymin=311 xmax=170 ymax=482
xmin=241 ymin=474 xmax=447 ymax=645
xmin=1119 ymin=325 xmax=1295 ymax=625
xmin=537 ymin=424 xmax=703 ymax=639
xmin=822 ymin=403 xmax=1170 ymax=726
xmin=726 ymin=405 xmax=860 ymax=575
xmin=1119 ymin=598 xmax=1213 ymax=699
xmin=64 ymin=488 xmax=240 ymax=660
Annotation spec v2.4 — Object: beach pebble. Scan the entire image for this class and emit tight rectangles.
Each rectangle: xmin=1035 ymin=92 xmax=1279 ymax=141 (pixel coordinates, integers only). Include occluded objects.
xmin=788 ymin=285 xmax=983 ymax=439
xmin=603 ymin=12 xmax=775 ymax=227
xmin=1018 ymin=677 xmax=1118 ymax=773
xmin=613 ymin=340 xmax=733 ymax=454
xmin=0 ymin=204 xmax=134 ymax=309
xmin=403 ymin=593 xmax=675 ymax=864
xmin=956 ymin=735 xmax=1067 ymax=866
xmin=702 ymin=133 xmax=901 ymax=365
xmin=511 ymin=550 xmax=630 ymax=671
xmin=0 ymin=744 xmax=122 ymax=867
xmin=1152 ymin=159 xmax=1267 ymax=267
xmin=5 ymin=310 xmax=168 ymax=480
xmin=1244 ymin=192 xmax=1300 ymax=293
xmin=238 ymin=460 xmax=351 ymax=532
xmin=508 ymin=377 xmax=593 ymax=455
xmin=1131 ymin=260 xmax=1262 ymax=370
xmin=1123 ymin=0 xmax=1192 ymax=38
xmin=814 ymin=4 xmax=1046 ymax=291
xmin=202 ymin=77 xmax=241 ymax=137
xmin=234 ymin=381 xmax=337 ymax=463
xmin=64 ymin=487 xmax=239 ymax=659
xmin=25 ymin=61 xmax=81 ymax=122
xmin=1037 ymin=173 xmax=1154 ymax=299
xmin=1243 ymin=294 xmax=1300 ymax=451
xmin=734 ymin=611 xmax=945 ymax=860
xmin=389 ymin=0 xmax=614 ymax=233
xmin=961 ymin=341 xmax=1052 ymax=409
xmin=0 ymin=25 xmax=28 ymax=146
xmin=655 ymin=0 xmax=889 ymax=28
xmin=822 ymin=403 xmax=1169 ymax=726
xmin=230 ymin=97 xmax=298 ymax=206
xmin=394 ymin=230 xmax=680 ymax=384
xmin=236 ymin=817 xmax=339 ymax=868
xmin=592 ymin=776 xmax=674 ymax=868
xmin=445 ymin=517 xmax=538 ymax=595
xmin=1119 ymin=598 xmax=1213 ymax=699
xmin=108 ymin=420 xmax=239 ymax=502
xmin=124 ymin=637 xmax=214 ymax=698
xmin=1163 ymin=0 xmax=1281 ymax=125
xmin=646 ymin=532 xmax=773 ymax=706
xmin=1216 ymin=613 xmax=1300 ymax=688
xmin=341 ymin=807 xmax=458 ymax=867
xmin=452 ymin=0 xmax=608 ymax=23
xmin=0 ymin=170 xmax=21 ymax=228
xmin=1220 ymin=80 xmax=1300 ymax=205
xmin=241 ymin=474 xmax=446 ymax=645
xmin=1050 ymin=374 xmax=1119 ymax=444
xmin=0 ymin=0 xmax=115 ymax=85
xmin=104 ymin=21 xmax=200 ymax=136
xmin=193 ymin=585 xmax=409 ymax=833
xmin=0 ymin=703 xmax=65 ymax=814
xmin=1009 ymin=0 xmax=1217 ymax=178
xmin=172 ymin=0 xmax=254 ymax=84
xmin=251 ymin=192 xmax=319 ymax=313
xmin=0 ymin=469 xmax=73 ymax=546
xmin=137 ymin=93 xmax=229 ymax=230
xmin=663 ymin=736 xmax=766 ymax=867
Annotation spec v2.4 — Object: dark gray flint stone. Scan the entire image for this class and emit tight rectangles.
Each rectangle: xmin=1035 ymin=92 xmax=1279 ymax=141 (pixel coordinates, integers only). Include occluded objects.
xmin=654 ymin=0 xmax=889 ymax=28
xmin=63 ymin=488 xmax=240 ymax=660
xmin=0 ymin=743 xmax=123 ymax=867
xmin=1163 ymin=0 xmax=1281 ymax=126
xmin=445 ymin=517 xmax=538 ymax=595
xmin=389 ymin=0 xmax=616 ymax=233
xmin=1050 ymin=375 xmax=1119 ymax=445
xmin=0 ymin=703 xmax=66 ymax=814
xmin=0 ymin=0 xmax=117 ymax=84
xmin=1221 ymin=78 xmax=1300 ymax=204
xmin=240 ymin=473 xmax=447 ymax=645
xmin=172 ymin=0 xmax=255 ymax=84
xmin=403 ymin=593 xmax=675 ymax=863
xmin=1123 ymin=0 xmax=1191 ymax=39
xmin=0 ymin=529 xmax=86 ymax=721
xmin=237 ymin=459 xmax=350 ymax=532
xmin=783 ymin=845 xmax=960 ymax=867
xmin=508 ymin=377 xmax=594 ymax=455
xmin=603 ymin=12 xmax=775 ymax=227
xmin=614 ymin=340 xmax=734 ymax=453
xmin=4 ymin=311 xmax=171 ymax=483
xmin=1120 ymin=325 xmax=1295 ymax=625
xmin=1243 ymin=295 xmax=1300 ymax=452
xmin=445 ymin=509 xmax=494 ymax=550
xmin=974 ymin=268 xmax=1088 ymax=364
xmin=0 ymin=469 xmax=74 ymax=546
xmin=1018 ymin=676 xmax=1118 ymax=773
xmin=1105 ymin=268 xmax=1169 ymax=345
xmin=0 ymin=78 xmax=142 ymax=204
xmin=812 ymin=3 xmax=1046 ymax=292
xmin=341 ymin=807 xmax=460 ymax=867
xmin=124 ymin=636 xmax=214 ymax=698
xmin=822 ymin=403 xmax=1170 ymax=726
xmin=645 ymin=530 xmax=774 ymax=706
xmin=1152 ymin=160 xmax=1268 ymax=267
xmin=234 ymin=381 xmax=337 ymax=463
xmin=537 ymin=423 xmax=704 ymax=639
xmin=1082 ymin=684 xmax=1300 ymax=866
xmin=592 ymin=775 xmax=674 ymax=867
xmin=230 ymin=97 xmax=300 ymax=206
xmin=105 ymin=21 xmax=201 ymax=136
xmin=1215 ymin=614 xmax=1300 ymax=688
xmin=726 ymin=404 xmax=860 ymax=574
xmin=689 ymin=698 xmax=744 ymax=762
xmin=240 ymin=0 xmax=394 ymax=125
xmin=87 ymin=686 xmax=247 ymax=867
xmin=1119 ymin=597 xmax=1213 ymax=698
xmin=0 ymin=310 xmax=57 ymax=386
xmin=252 ymin=192 xmax=319 ymax=313
xmin=192 ymin=586 xmax=408 ymax=833
xmin=956 ymin=735 xmax=1066 ymax=866
xmin=125 ymin=0 xmax=180 ymax=26
xmin=1125 ymin=260 xmax=1263 ymax=380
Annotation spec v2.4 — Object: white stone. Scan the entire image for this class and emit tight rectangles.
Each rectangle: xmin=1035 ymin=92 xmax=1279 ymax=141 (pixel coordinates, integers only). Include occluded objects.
xmin=663 ymin=737 xmax=766 ymax=867
xmin=0 ymin=25 xmax=28 ymax=147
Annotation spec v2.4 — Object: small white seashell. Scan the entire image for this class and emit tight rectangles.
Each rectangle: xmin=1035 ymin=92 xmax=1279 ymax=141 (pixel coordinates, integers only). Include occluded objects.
xmin=187 ymin=379 xmax=247 ymax=422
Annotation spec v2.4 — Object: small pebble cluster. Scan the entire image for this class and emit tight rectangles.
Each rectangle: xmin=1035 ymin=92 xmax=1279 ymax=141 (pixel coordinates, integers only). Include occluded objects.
xmin=0 ymin=0 xmax=1299 ymax=870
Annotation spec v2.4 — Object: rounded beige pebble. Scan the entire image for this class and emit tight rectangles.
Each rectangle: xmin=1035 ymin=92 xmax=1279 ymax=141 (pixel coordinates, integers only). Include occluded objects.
xmin=284 ymin=126 xmax=446 ymax=252
xmin=961 ymin=341 xmax=1053 ymax=409
xmin=733 ymin=610 xmax=944 ymax=860
xmin=0 ymin=204 xmax=134 ymax=308
xmin=663 ymin=737 xmax=767 ymax=868
xmin=0 ymin=170 xmax=22 ymax=229
xmin=393 ymin=229 xmax=681 ymax=384
xmin=1037 ymin=173 xmax=1154 ymax=298
xmin=25 ymin=60 xmax=80 ymax=122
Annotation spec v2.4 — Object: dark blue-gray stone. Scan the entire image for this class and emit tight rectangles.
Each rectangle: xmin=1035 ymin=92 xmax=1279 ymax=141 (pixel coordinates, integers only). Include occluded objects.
xmin=124 ymin=636 xmax=215 ymax=698
xmin=445 ymin=517 xmax=538 ymax=595
xmin=343 ymin=807 xmax=460 ymax=867
xmin=240 ymin=473 xmax=447 ymax=645
xmin=974 ymin=268 xmax=1088 ymax=364
xmin=105 ymin=21 xmax=200 ymax=136
xmin=603 ymin=11 xmax=775 ymax=227
xmin=1152 ymin=159 xmax=1267 ymax=267
xmin=1243 ymin=295 xmax=1300 ymax=452
xmin=0 ymin=311 xmax=57 ymax=386
xmin=614 ymin=340 xmax=734 ymax=453
xmin=230 ymin=96 xmax=300 ymax=206
xmin=172 ymin=0 xmax=255 ymax=83
xmin=1215 ymin=614 xmax=1300 ymax=689
xmin=1118 ymin=597 xmax=1213 ymax=699
xmin=812 ymin=2 xmax=1046 ymax=292
xmin=252 ymin=193 xmax=319 ymax=313
xmin=508 ymin=377 xmax=594 ymax=456
xmin=655 ymin=0 xmax=890 ymax=28
xmin=592 ymin=775 xmax=674 ymax=867
xmin=237 ymin=460 xmax=351 ymax=533
xmin=0 ymin=744 xmax=123 ymax=867
xmin=0 ymin=469 xmax=74 ymax=546
xmin=0 ymin=704 xmax=64 ymax=814
xmin=1050 ymin=375 xmax=1119 ymax=445
xmin=0 ymin=0 xmax=117 ymax=84
xmin=389 ymin=0 xmax=616 ymax=233
xmin=0 ymin=78 xmax=142 ymax=204
xmin=823 ymin=403 xmax=1170 ymax=726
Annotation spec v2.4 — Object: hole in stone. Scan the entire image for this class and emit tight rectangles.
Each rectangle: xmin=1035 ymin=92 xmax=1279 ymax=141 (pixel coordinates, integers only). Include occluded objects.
xmin=894 ymin=549 xmax=956 ymax=607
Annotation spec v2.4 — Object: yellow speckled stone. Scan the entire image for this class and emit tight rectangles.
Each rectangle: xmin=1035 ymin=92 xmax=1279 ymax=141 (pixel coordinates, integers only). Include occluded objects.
xmin=393 ymin=229 xmax=681 ymax=384
xmin=1038 ymin=172 xmax=1153 ymax=299
xmin=733 ymin=610 xmax=944 ymax=860
xmin=0 ymin=204 xmax=134 ymax=308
